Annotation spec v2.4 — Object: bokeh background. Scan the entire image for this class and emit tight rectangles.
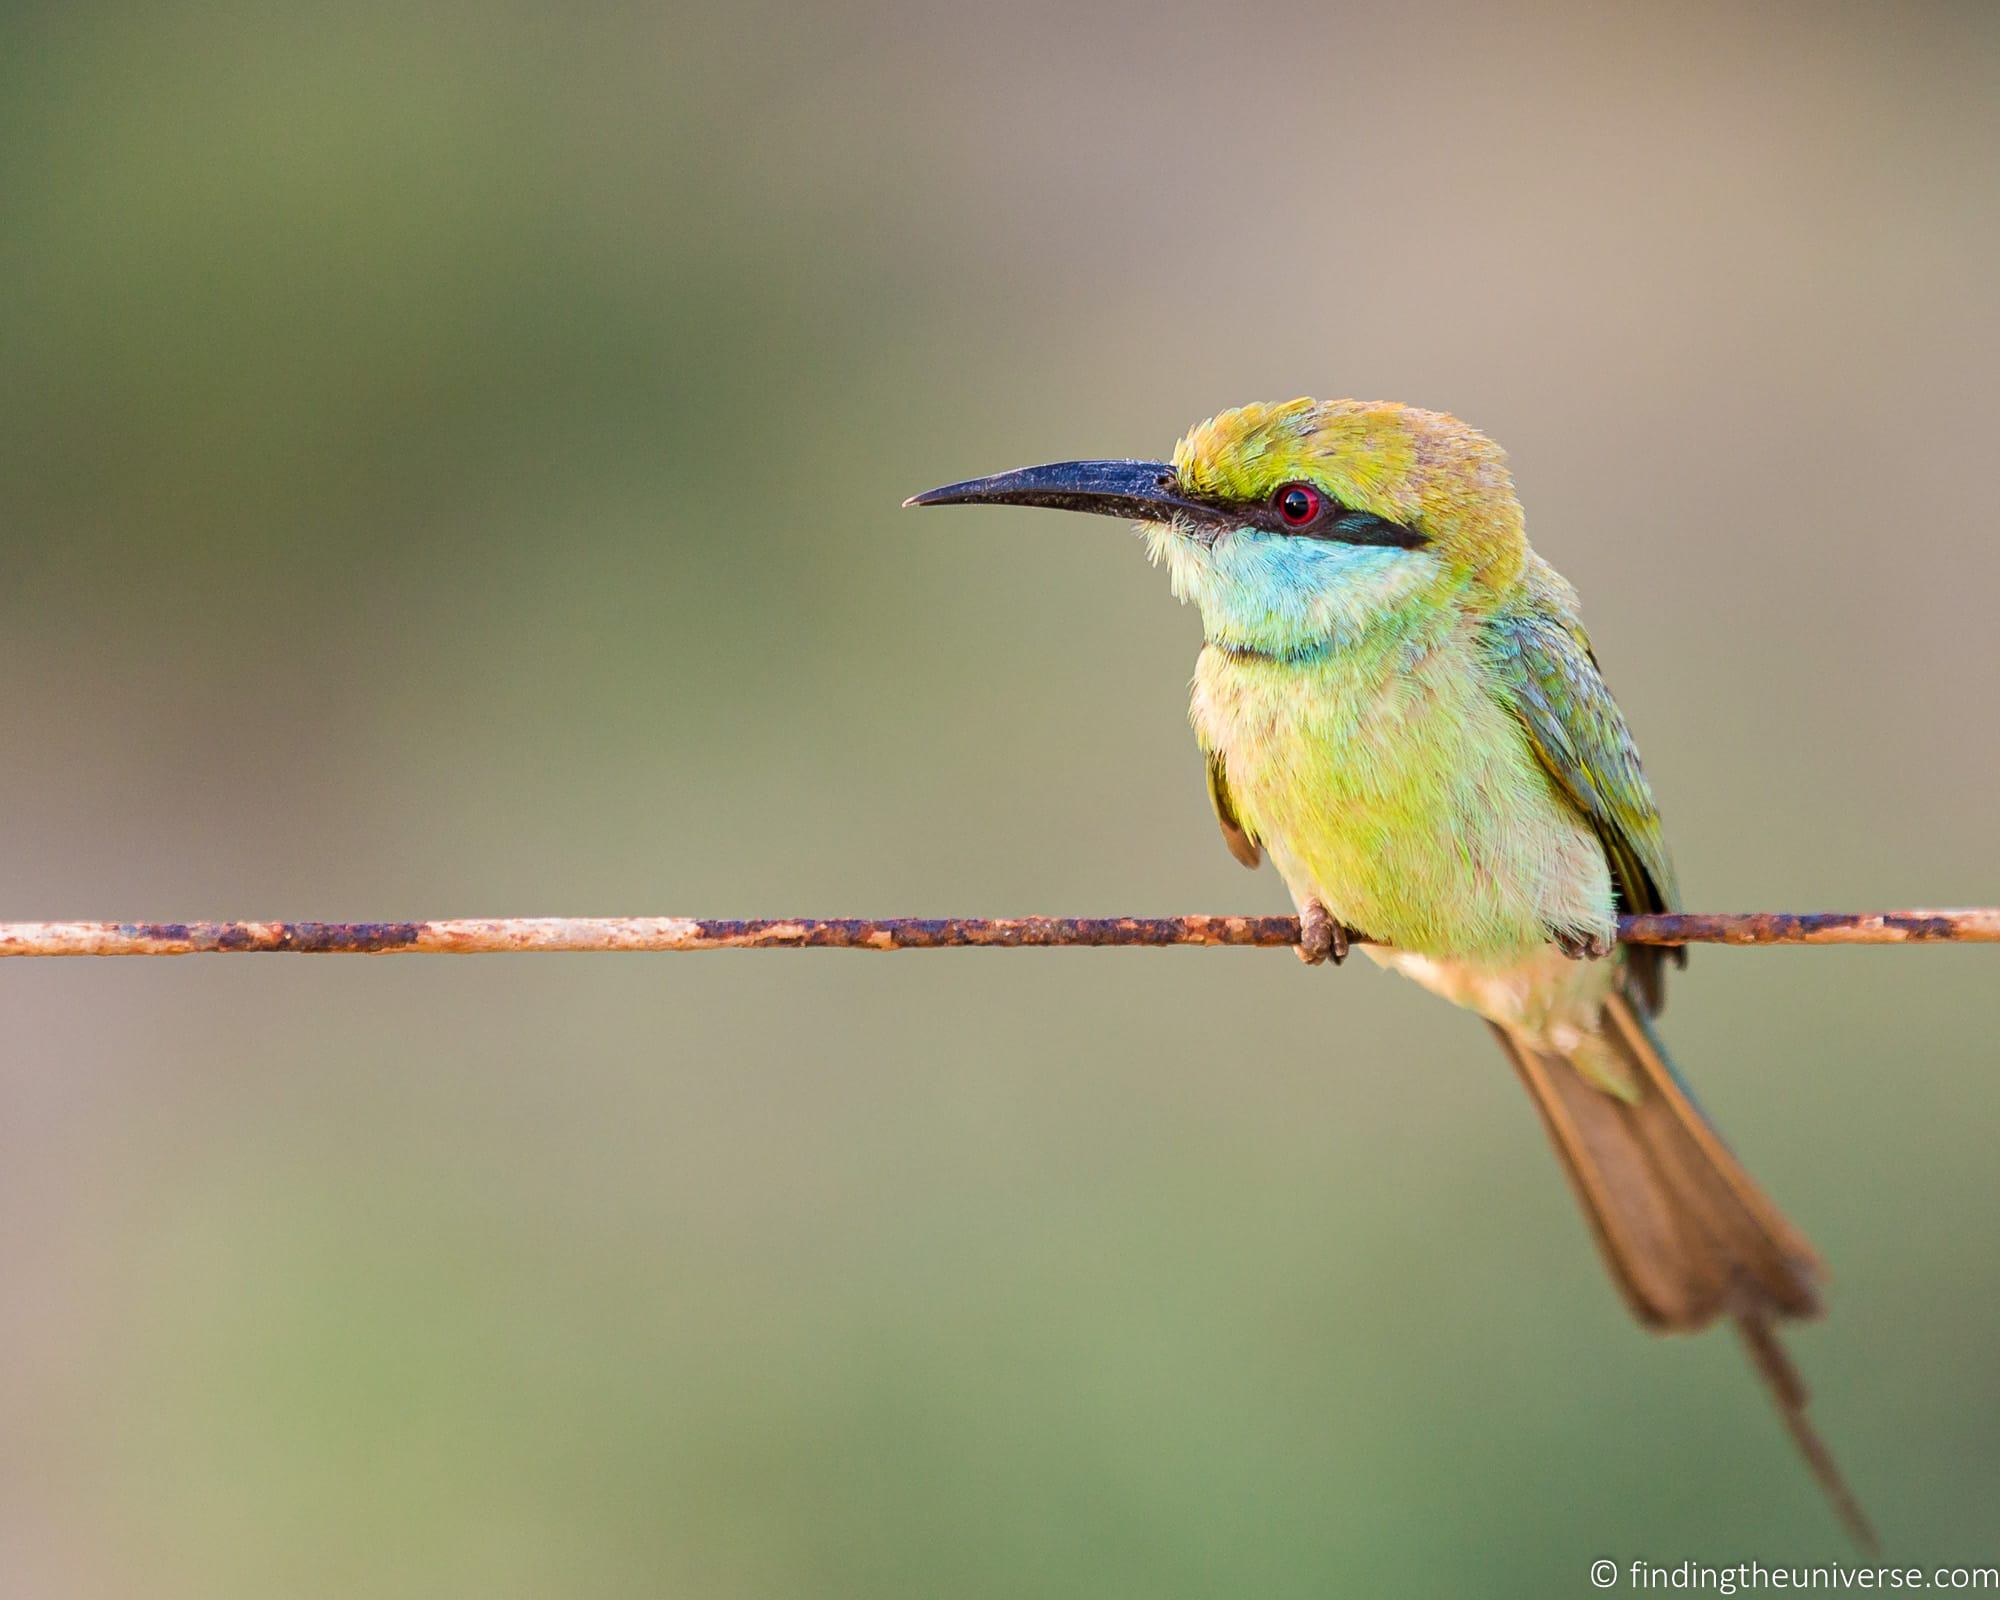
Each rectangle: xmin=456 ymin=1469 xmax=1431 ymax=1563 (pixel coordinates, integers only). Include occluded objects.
xmin=3 ymin=1 xmax=1997 ymax=1592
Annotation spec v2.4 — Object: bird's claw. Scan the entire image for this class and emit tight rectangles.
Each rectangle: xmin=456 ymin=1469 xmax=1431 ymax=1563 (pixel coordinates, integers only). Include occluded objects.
xmin=1553 ymin=927 xmax=1616 ymax=961
xmin=1297 ymin=901 xmax=1349 ymax=966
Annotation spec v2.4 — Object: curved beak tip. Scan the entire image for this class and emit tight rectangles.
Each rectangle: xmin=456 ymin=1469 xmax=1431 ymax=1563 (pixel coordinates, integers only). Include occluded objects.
xmin=903 ymin=481 xmax=980 ymax=509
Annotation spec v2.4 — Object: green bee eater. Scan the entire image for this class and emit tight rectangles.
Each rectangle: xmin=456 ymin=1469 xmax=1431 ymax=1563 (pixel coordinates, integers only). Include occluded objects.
xmin=908 ymin=397 xmax=1871 ymax=1546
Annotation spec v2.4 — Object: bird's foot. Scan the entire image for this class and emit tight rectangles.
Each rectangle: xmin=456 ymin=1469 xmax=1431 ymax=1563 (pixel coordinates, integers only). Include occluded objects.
xmin=1296 ymin=901 xmax=1349 ymax=966
xmin=1553 ymin=927 xmax=1616 ymax=961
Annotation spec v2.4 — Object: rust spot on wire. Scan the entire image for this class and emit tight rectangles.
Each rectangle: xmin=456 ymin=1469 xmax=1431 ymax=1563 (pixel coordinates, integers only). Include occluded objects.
xmin=96 ymin=921 xmax=426 ymax=954
xmin=273 ymin=922 xmax=425 ymax=953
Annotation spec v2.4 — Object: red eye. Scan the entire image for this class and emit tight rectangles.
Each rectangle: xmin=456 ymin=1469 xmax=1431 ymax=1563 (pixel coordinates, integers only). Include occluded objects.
xmin=1275 ymin=483 xmax=1321 ymax=526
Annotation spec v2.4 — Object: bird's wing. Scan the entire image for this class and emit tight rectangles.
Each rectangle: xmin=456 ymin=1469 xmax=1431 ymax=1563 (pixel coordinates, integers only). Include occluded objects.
xmin=1205 ymin=750 xmax=1262 ymax=869
xmin=1487 ymin=565 xmax=1683 ymax=1009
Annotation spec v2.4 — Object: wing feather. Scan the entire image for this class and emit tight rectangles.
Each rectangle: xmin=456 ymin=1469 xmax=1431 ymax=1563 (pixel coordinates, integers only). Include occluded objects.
xmin=1205 ymin=751 xmax=1262 ymax=869
xmin=1487 ymin=559 xmax=1683 ymax=1010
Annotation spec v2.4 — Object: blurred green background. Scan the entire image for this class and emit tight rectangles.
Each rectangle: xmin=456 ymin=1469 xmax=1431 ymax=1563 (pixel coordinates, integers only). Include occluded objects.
xmin=3 ymin=1 xmax=1997 ymax=1592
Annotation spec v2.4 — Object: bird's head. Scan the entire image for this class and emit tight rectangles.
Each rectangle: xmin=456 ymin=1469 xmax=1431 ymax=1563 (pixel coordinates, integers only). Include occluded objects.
xmin=908 ymin=398 xmax=1527 ymax=657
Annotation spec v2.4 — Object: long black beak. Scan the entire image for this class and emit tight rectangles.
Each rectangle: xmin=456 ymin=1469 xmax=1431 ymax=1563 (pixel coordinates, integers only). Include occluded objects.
xmin=903 ymin=459 xmax=1227 ymax=528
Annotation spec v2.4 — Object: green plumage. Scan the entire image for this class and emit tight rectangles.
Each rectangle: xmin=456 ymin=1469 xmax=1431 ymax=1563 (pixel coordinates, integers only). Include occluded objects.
xmin=1485 ymin=555 xmax=1684 ymax=1009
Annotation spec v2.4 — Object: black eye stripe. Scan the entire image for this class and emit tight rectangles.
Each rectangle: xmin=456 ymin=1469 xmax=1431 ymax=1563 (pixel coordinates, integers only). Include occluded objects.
xmin=1225 ymin=495 xmax=1429 ymax=548
xmin=1317 ymin=509 xmax=1429 ymax=548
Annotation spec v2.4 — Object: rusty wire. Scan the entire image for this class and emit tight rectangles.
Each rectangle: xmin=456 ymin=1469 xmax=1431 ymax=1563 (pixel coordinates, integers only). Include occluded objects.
xmin=0 ymin=909 xmax=1993 ymax=958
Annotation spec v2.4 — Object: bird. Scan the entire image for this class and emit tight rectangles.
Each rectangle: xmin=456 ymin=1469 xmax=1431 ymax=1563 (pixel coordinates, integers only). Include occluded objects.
xmin=906 ymin=396 xmax=1873 ymax=1547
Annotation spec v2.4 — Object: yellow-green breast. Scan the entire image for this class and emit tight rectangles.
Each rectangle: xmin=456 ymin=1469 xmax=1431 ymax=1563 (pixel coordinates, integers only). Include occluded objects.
xmin=1191 ymin=617 xmax=1612 ymax=961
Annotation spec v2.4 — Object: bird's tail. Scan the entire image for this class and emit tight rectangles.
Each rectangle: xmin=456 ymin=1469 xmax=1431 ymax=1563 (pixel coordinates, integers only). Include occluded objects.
xmin=1488 ymin=995 xmax=1876 ymax=1550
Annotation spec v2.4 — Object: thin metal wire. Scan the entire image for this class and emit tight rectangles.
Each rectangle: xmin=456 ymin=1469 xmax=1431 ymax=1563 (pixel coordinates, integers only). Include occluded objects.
xmin=0 ymin=909 xmax=1993 ymax=957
